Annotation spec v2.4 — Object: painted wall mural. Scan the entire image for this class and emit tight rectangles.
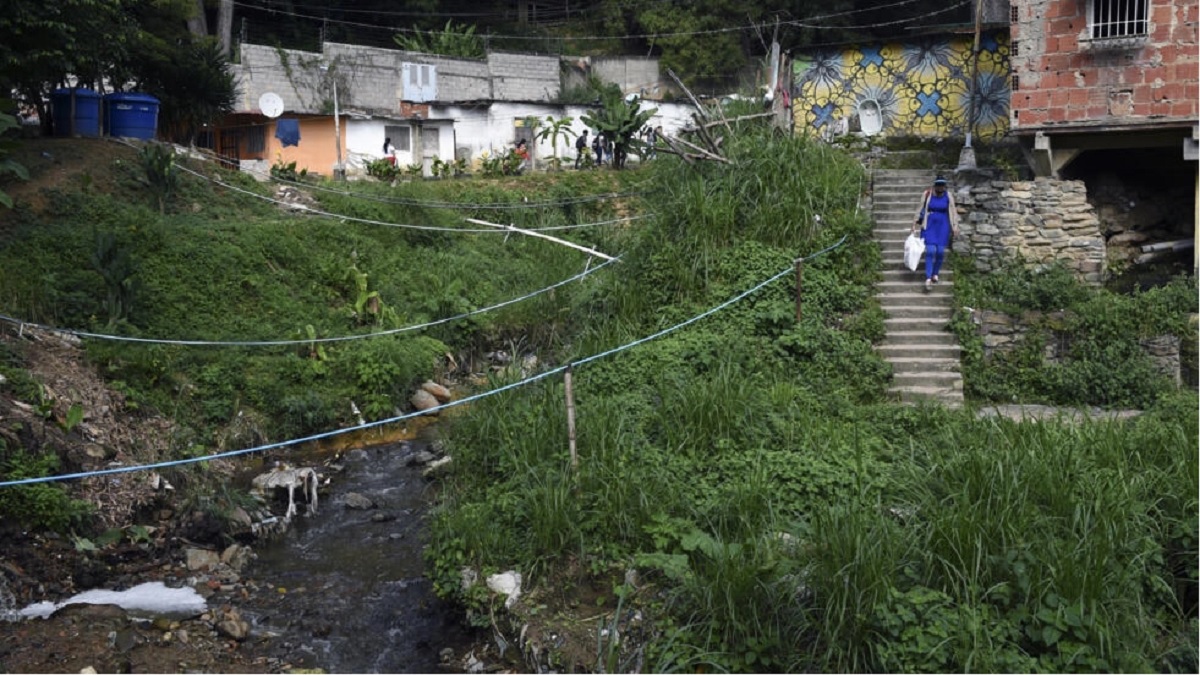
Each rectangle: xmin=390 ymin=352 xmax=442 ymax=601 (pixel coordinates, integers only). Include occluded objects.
xmin=792 ymin=30 xmax=1010 ymax=140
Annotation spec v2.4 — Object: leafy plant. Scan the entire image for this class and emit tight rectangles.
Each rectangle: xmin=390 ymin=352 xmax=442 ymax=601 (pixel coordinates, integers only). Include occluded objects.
xmin=393 ymin=20 xmax=485 ymax=59
xmin=366 ymin=157 xmax=401 ymax=181
xmin=270 ymin=158 xmax=308 ymax=182
xmin=534 ymin=115 xmax=576 ymax=168
xmin=138 ymin=143 xmax=177 ymax=213
xmin=0 ymin=442 xmax=92 ymax=533
xmin=581 ymin=89 xmax=656 ymax=169
xmin=89 ymin=231 xmax=139 ymax=329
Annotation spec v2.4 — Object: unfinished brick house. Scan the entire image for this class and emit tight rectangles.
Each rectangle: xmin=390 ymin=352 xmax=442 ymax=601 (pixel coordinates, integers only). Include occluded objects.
xmin=1009 ymin=0 xmax=1198 ymax=271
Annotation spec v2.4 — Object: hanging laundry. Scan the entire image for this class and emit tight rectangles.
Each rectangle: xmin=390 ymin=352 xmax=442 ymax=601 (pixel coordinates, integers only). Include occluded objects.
xmin=275 ymin=118 xmax=300 ymax=147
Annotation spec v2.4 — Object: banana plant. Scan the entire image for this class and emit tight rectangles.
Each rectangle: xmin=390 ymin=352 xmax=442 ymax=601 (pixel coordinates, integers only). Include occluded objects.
xmin=534 ymin=115 xmax=576 ymax=169
xmin=581 ymin=90 xmax=657 ymax=169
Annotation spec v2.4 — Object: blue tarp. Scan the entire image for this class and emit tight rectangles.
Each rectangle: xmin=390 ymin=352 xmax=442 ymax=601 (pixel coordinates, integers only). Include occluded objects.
xmin=275 ymin=119 xmax=300 ymax=147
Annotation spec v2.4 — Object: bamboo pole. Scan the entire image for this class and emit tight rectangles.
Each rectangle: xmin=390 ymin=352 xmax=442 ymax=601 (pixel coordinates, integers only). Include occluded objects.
xmin=464 ymin=218 xmax=616 ymax=260
xmin=564 ymin=363 xmax=578 ymax=473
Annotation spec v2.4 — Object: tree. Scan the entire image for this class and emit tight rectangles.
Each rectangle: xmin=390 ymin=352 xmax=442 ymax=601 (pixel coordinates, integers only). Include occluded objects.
xmin=0 ymin=104 xmax=30 ymax=209
xmin=581 ymin=90 xmax=656 ymax=170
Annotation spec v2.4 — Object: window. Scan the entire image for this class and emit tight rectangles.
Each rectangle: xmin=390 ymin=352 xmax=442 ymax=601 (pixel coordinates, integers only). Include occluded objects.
xmin=246 ymin=126 xmax=266 ymax=153
xmin=1089 ymin=0 xmax=1148 ymax=39
xmin=401 ymin=62 xmax=438 ymax=102
xmin=385 ymin=125 xmax=411 ymax=152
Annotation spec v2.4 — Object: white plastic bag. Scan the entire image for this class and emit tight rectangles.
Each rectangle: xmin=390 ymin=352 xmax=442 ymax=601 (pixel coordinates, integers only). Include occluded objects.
xmin=904 ymin=232 xmax=924 ymax=272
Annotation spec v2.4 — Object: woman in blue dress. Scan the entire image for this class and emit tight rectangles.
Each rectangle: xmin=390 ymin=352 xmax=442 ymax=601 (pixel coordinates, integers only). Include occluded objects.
xmin=912 ymin=175 xmax=960 ymax=292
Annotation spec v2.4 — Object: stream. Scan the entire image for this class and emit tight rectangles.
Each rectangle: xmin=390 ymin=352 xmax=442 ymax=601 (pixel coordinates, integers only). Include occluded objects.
xmin=238 ymin=429 xmax=480 ymax=673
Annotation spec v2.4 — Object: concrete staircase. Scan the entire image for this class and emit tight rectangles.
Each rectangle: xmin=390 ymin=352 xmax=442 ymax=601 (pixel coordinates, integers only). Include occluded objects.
xmin=871 ymin=169 xmax=964 ymax=406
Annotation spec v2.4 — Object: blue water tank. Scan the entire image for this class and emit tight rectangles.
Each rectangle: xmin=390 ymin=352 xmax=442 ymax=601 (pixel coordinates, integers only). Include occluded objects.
xmin=104 ymin=93 xmax=160 ymax=140
xmin=50 ymin=88 xmax=101 ymax=137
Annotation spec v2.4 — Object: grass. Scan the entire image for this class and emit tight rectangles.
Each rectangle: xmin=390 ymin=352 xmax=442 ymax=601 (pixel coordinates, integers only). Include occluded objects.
xmin=1 ymin=129 xmax=1194 ymax=673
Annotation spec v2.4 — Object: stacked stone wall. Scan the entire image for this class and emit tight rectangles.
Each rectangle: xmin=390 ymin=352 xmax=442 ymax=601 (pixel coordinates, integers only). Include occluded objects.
xmin=953 ymin=178 xmax=1106 ymax=284
xmin=971 ymin=309 xmax=1182 ymax=386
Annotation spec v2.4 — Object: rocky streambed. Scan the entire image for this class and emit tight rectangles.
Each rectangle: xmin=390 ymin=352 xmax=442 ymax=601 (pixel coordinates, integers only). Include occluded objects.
xmin=0 ymin=432 xmax=486 ymax=674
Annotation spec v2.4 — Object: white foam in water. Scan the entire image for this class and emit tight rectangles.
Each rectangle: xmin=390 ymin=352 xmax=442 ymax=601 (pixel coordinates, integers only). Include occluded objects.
xmin=19 ymin=581 xmax=207 ymax=619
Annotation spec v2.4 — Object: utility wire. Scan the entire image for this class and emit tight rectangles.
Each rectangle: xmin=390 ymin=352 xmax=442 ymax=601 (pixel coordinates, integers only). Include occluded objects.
xmin=173 ymin=161 xmax=644 ymax=237
xmin=232 ymin=0 xmax=969 ymax=43
xmin=0 ymin=257 xmax=617 ymax=347
xmin=227 ymin=161 xmax=655 ymax=211
xmin=0 ymin=235 xmax=847 ymax=488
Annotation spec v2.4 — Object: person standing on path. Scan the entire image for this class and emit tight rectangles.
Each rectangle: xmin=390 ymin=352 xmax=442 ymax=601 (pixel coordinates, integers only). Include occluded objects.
xmin=912 ymin=174 xmax=960 ymax=292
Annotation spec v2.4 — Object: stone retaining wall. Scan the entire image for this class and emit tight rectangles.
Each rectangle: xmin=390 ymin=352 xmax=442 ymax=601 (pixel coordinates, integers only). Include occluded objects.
xmin=953 ymin=178 xmax=1106 ymax=285
xmin=972 ymin=309 xmax=1181 ymax=386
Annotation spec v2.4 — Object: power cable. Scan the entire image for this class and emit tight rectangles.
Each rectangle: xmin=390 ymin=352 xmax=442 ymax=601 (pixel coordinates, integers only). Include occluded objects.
xmin=0 ymin=235 xmax=847 ymax=488
xmin=173 ymin=161 xmax=645 ymax=237
xmin=231 ymin=0 xmax=970 ymax=43
xmin=0 ymin=257 xmax=618 ymax=347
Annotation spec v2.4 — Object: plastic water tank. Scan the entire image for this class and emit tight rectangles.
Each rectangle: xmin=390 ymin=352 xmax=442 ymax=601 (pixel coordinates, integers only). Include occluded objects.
xmin=104 ymin=93 xmax=160 ymax=140
xmin=50 ymin=88 xmax=101 ymax=137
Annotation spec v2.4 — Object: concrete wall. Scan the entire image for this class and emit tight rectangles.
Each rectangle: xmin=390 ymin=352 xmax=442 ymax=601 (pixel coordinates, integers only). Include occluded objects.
xmin=1010 ymin=0 xmax=1199 ymax=129
xmin=953 ymin=178 xmax=1106 ymax=283
xmin=791 ymin=30 xmax=1012 ymax=140
xmin=487 ymin=52 xmax=561 ymax=102
xmin=233 ymin=42 xmax=561 ymax=117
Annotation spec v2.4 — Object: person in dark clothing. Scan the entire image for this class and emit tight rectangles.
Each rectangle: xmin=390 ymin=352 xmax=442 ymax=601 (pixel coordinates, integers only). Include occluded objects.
xmin=592 ymin=132 xmax=605 ymax=166
xmin=912 ymin=175 xmax=960 ymax=292
xmin=575 ymin=130 xmax=589 ymax=169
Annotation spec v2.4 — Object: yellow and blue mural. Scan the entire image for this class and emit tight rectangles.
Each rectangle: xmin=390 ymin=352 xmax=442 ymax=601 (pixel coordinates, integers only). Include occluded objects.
xmin=793 ymin=30 xmax=1010 ymax=140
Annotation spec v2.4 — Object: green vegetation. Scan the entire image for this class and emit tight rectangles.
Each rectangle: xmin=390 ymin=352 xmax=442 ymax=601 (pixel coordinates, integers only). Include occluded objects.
xmin=393 ymin=20 xmax=486 ymax=60
xmin=951 ymin=258 xmax=1197 ymax=407
xmin=0 ymin=120 xmax=1194 ymax=672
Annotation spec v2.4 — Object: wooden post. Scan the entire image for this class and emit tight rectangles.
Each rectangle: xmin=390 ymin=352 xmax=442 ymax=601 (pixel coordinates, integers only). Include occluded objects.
xmin=794 ymin=258 xmax=804 ymax=323
xmin=564 ymin=363 xmax=578 ymax=473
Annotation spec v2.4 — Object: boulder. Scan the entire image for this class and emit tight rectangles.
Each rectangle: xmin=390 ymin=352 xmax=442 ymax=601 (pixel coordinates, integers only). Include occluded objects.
xmin=185 ymin=548 xmax=220 ymax=571
xmin=410 ymin=389 xmax=440 ymax=414
xmin=420 ymin=381 xmax=452 ymax=402
xmin=343 ymin=492 xmax=375 ymax=510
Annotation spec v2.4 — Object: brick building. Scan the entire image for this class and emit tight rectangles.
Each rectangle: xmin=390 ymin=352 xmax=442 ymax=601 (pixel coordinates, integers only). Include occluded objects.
xmin=1009 ymin=0 xmax=1198 ymax=269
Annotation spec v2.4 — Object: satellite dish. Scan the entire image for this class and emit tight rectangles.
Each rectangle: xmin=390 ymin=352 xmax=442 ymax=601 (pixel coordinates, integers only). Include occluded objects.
xmin=259 ymin=92 xmax=284 ymax=118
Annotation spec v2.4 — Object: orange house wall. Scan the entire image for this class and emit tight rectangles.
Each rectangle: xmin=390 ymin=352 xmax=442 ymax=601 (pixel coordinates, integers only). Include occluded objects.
xmin=1011 ymin=0 xmax=1199 ymax=129
xmin=268 ymin=117 xmax=344 ymax=175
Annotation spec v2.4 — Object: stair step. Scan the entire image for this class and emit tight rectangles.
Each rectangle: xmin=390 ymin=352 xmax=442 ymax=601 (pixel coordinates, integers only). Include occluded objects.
xmin=891 ymin=386 xmax=964 ymax=406
xmin=892 ymin=371 xmax=964 ymax=387
xmin=879 ymin=343 xmax=962 ymax=358
xmin=885 ymin=317 xmax=957 ymax=330
xmin=880 ymin=332 xmax=960 ymax=347
xmin=878 ymin=282 xmax=953 ymax=294
xmin=883 ymin=305 xmax=954 ymax=319
xmin=888 ymin=357 xmax=961 ymax=374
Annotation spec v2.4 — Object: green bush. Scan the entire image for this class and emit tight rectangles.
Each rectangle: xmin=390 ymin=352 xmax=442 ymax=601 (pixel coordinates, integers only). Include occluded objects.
xmin=0 ymin=442 xmax=92 ymax=533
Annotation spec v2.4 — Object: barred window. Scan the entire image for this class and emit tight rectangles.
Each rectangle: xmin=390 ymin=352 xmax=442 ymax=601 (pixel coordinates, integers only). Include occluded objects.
xmin=1090 ymin=0 xmax=1149 ymax=39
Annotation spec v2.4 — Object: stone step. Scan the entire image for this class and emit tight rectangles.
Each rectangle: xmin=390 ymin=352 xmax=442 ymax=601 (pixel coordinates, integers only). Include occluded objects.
xmin=880 ymin=269 xmax=953 ymax=281
xmin=878 ymin=281 xmax=953 ymax=294
xmin=887 ymin=357 xmax=961 ymax=374
xmin=876 ymin=290 xmax=956 ymax=302
xmin=878 ymin=343 xmax=962 ymax=358
xmin=891 ymin=385 xmax=965 ymax=406
xmin=883 ymin=305 xmax=954 ymax=319
xmin=892 ymin=371 xmax=964 ymax=387
xmin=880 ymin=330 xmax=960 ymax=347
xmin=885 ymin=317 xmax=957 ymax=331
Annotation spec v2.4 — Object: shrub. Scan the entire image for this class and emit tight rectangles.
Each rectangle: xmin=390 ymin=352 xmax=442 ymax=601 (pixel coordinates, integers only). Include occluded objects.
xmin=0 ymin=442 xmax=92 ymax=533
